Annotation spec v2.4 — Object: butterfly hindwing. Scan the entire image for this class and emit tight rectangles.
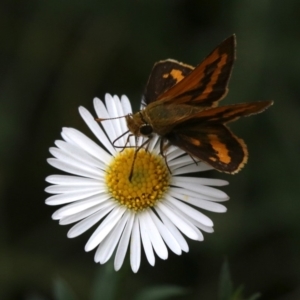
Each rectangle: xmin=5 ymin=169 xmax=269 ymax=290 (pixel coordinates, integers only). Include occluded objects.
xmin=166 ymin=123 xmax=247 ymax=173
xmin=164 ymin=100 xmax=273 ymax=173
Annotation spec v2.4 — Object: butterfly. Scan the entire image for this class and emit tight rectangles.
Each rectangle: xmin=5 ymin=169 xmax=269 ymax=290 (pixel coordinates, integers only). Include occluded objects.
xmin=100 ymin=35 xmax=273 ymax=174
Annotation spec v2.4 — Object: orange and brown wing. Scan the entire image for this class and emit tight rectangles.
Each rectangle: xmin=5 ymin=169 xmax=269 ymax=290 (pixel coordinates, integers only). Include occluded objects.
xmin=143 ymin=59 xmax=194 ymax=106
xmin=166 ymin=123 xmax=247 ymax=174
xmin=182 ymin=101 xmax=274 ymax=125
xmin=156 ymin=35 xmax=236 ymax=108
xmin=165 ymin=100 xmax=273 ymax=173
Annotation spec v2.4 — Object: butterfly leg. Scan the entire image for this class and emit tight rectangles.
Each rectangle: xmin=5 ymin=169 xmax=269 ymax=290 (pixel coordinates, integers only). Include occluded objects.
xmin=159 ymin=138 xmax=172 ymax=174
xmin=113 ymin=133 xmax=140 ymax=152
xmin=112 ymin=130 xmax=130 ymax=150
xmin=189 ymin=154 xmax=199 ymax=165
xmin=121 ymin=134 xmax=133 ymax=152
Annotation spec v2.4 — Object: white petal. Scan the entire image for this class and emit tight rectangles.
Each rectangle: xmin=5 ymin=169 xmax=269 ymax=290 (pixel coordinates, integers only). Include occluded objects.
xmin=47 ymin=158 xmax=102 ymax=180
xmin=62 ymin=127 xmax=112 ymax=164
xmin=46 ymin=175 xmax=102 ymax=186
xmin=60 ymin=130 xmax=74 ymax=145
xmin=172 ymin=163 xmax=213 ymax=175
xmin=108 ymin=95 xmax=127 ymax=146
xmin=94 ymin=211 xmax=130 ymax=264
xmin=169 ymin=185 xmax=228 ymax=202
xmin=52 ymin=194 xmax=111 ymax=219
xmin=140 ymin=96 xmax=146 ymax=109
xmin=169 ymin=188 xmax=227 ymax=213
xmin=79 ymin=106 xmax=116 ymax=156
xmin=120 ymin=95 xmax=132 ymax=115
xmin=146 ymin=135 xmax=160 ymax=153
xmin=195 ymin=223 xmax=214 ymax=233
xmin=164 ymin=146 xmax=185 ymax=161
xmin=182 ymin=214 xmax=214 ymax=233
xmin=165 ymin=194 xmax=213 ymax=227
xmin=67 ymin=203 xmax=116 ymax=238
xmin=54 ymin=140 xmax=105 ymax=170
xmin=168 ymin=155 xmax=195 ymax=169
xmin=94 ymin=96 xmax=119 ymax=146
xmin=58 ymin=202 xmax=110 ymax=224
xmin=45 ymin=189 xmax=102 ymax=206
xmin=136 ymin=136 xmax=147 ymax=147
xmin=143 ymin=210 xmax=168 ymax=260
xmin=148 ymin=210 xmax=181 ymax=255
xmin=130 ymin=217 xmax=141 ymax=273
xmin=114 ymin=212 xmax=135 ymax=271
xmin=49 ymin=147 xmax=103 ymax=173
xmin=171 ymin=179 xmax=229 ymax=200
xmin=163 ymin=199 xmax=204 ymax=241
xmin=85 ymin=206 xmax=126 ymax=251
xmin=45 ymin=184 xmax=104 ymax=194
xmin=156 ymin=202 xmax=200 ymax=240
xmin=173 ymin=176 xmax=229 ymax=187
xmin=154 ymin=207 xmax=189 ymax=252
xmin=138 ymin=213 xmax=155 ymax=266
xmin=106 ymin=95 xmax=123 ymax=145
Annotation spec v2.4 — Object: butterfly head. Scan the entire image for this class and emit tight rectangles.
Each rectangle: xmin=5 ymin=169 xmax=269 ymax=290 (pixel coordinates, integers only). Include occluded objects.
xmin=125 ymin=112 xmax=153 ymax=137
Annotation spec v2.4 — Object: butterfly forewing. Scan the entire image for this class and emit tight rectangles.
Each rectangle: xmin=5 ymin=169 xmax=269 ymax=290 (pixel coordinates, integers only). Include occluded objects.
xmin=143 ymin=60 xmax=194 ymax=105
xmin=156 ymin=35 xmax=236 ymax=108
xmin=179 ymin=101 xmax=273 ymax=125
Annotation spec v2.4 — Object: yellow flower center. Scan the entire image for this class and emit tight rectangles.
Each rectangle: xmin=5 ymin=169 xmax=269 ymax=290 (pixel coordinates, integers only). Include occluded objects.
xmin=105 ymin=148 xmax=170 ymax=211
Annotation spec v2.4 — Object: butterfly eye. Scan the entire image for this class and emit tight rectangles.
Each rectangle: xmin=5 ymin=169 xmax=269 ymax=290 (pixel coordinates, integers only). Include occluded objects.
xmin=139 ymin=124 xmax=153 ymax=136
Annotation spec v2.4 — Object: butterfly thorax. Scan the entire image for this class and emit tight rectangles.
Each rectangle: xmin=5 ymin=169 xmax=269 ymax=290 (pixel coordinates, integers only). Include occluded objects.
xmin=143 ymin=102 xmax=204 ymax=135
xmin=126 ymin=102 xmax=206 ymax=138
xmin=125 ymin=111 xmax=156 ymax=138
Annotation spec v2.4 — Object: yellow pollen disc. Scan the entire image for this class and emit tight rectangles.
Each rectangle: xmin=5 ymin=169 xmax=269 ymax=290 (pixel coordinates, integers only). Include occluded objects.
xmin=105 ymin=148 xmax=170 ymax=212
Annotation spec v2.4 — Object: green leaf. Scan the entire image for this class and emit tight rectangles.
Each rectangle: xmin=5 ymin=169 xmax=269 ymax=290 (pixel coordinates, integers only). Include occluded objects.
xmin=25 ymin=294 xmax=47 ymax=300
xmin=218 ymin=259 xmax=233 ymax=300
xmin=231 ymin=285 xmax=244 ymax=300
xmin=134 ymin=285 xmax=189 ymax=300
xmin=53 ymin=277 xmax=77 ymax=300
xmin=247 ymin=293 xmax=261 ymax=300
xmin=90 ymin=262 xmax=118 ymax=300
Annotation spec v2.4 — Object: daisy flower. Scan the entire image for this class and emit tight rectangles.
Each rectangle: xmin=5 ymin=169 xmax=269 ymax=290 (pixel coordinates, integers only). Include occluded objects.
xmin=45 ymin=94 xmax=229 ymax=273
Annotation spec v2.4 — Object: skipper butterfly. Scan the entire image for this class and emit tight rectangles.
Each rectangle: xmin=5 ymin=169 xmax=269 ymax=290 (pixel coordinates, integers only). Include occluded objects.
xmin=99 ymin=35 xmax=273 ymax=174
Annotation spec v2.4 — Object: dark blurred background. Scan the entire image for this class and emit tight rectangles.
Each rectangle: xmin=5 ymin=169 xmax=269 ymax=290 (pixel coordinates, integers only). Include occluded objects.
xmin=1 ymin=1 xmax=299 ymax=299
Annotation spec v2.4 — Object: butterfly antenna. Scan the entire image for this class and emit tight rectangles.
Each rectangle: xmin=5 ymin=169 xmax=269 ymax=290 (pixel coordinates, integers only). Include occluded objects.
xmin=96 ymin=115 xmax=127 ymax=122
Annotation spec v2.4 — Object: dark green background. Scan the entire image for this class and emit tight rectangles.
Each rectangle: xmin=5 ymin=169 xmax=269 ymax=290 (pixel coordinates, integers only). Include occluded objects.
xmin=1 ymin=1 xmax=299 ymax=299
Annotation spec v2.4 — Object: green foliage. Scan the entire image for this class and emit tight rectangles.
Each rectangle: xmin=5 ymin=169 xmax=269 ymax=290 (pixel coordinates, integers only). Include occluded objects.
xmin=52 ymin=268 xmax=189 ymax=300
xmin=90 ymin=262 xmax=118 ymax=300
xmin=218 ymin=260 xmax=261 ymax=300
xmin=218 ymin=260 xmax=233 ymax=300
xmin=51 ymin=261 xmax=263 ymax=300
xmin=134 ymin=285 xmax=189 ymax=300
xmin=53 ymin=278 xmax=77 ymax=300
